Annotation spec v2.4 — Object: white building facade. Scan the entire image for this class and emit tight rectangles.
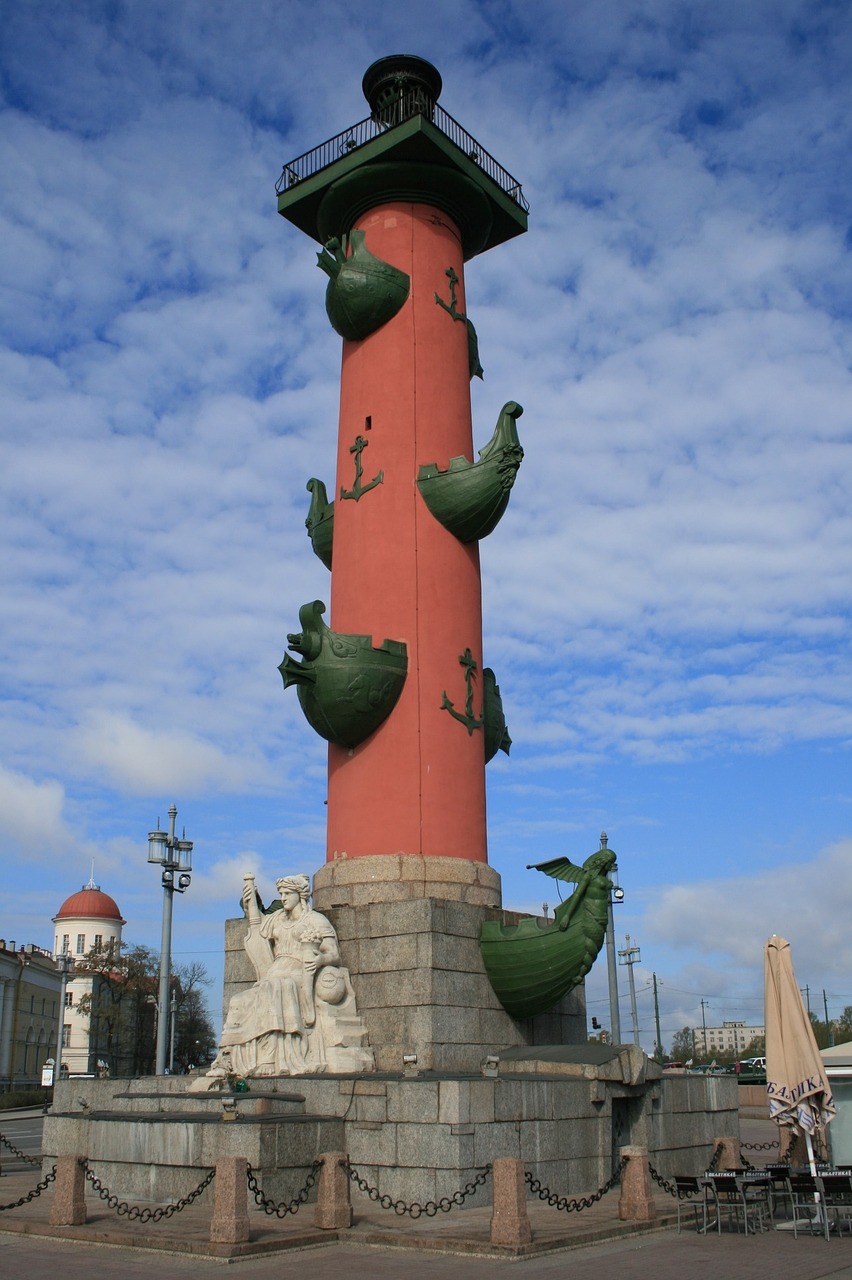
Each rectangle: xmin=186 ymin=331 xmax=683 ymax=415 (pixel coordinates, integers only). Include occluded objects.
xmin=695 ymin=1020 xmax=764 ymax=1057
xmin=52 ymin=878 xmax=125 ymax=1076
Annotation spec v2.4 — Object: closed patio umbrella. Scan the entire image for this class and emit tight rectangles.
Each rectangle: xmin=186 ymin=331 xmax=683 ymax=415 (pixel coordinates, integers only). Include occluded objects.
xmin=764 ymin=934 xmax=835 ymax=1171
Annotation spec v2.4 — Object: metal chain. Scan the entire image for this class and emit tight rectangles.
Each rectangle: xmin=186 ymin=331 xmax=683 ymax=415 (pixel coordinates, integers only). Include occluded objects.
xmin=649 ymin=1142 xmax=728 ymax=1197
xmin=246 ymin=1160 xmax=322 ymax=1217
xmin=344 ymin=1159 xmax=492 ymax=1218
xmin=80 ymin=1160 xmax=215 ymax=1221
xmin=524 ymin=1155 xmax=627 ymax=1212
xmin=0 ymin=1166 xmax=56 ymax=1211
xmin=741 ymin=1141 xmax=778 ymax=1151
xmin=649 ymin=1163 xmax=687 ymax=1197
xmin=0 ymin=1133 xmax=41 ymax=1166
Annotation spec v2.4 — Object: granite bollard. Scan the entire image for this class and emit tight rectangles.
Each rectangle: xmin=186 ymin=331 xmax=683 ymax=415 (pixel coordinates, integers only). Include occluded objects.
xmin=209 ymin=1156 xmax=249 ymax=1244
xmin=617 ymin=1146 xmax=655 ymax=1222
xmin=490 ymin=1157 xmax=532 ymax=1245
xmin=713 ymin=1135 xmax=741 ymax=1170
xmin=313 ymin=1150 xmax=352 ymax=1229
xmin=49 ymin=1154 xmax=87 ymax=1226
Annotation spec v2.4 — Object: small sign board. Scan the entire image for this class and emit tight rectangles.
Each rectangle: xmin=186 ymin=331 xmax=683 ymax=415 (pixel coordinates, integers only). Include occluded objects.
xmin=41 ymin=1064 xmax=54 ymax=1087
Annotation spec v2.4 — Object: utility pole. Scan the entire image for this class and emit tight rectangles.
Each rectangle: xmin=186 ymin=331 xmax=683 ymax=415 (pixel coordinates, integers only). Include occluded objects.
xmin=652 ymin=973 xmax=663 ymax=1063
xmin=824 ymin=990 xmax=835 ymax=1048
xmin=700 ymin=998 xmax=709 ymax=1057
xmin=617 ymin=934 xmax=641 ymax=1047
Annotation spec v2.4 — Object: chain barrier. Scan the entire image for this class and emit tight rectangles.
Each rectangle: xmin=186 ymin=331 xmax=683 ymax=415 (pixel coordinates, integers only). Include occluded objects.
xmin=80 ymin=1160 xmax=215 ymax=1222
xmin=344 ymin=1159 xmax=492 ymax=1218
xmin=246 ymin=1160 xmax=322 ymax=1217
xmin=0 ymin=1166 xmax=56 ymax=1211
xmin=649 ymin=1142 xmax=725 ymax=1198
xmin=0 ymin=1133 xmax=41 ymax=1166
xmin=741 ymin=1141 xmax=778 ymax=1151
xmin=524 ymin=1155 xmax=627 ymax=1212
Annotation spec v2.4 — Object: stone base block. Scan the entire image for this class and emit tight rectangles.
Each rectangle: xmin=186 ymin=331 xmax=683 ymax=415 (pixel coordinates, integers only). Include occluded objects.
xmin=312 ymin=854 xmax=502 ymax=910
xmin=224 ymin=883 xmax=587 ymax=1074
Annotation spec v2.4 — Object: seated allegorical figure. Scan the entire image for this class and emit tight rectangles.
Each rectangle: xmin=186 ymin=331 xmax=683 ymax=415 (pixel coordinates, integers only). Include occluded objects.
xmin=207 ymin=873 xmax=373 ymax=1078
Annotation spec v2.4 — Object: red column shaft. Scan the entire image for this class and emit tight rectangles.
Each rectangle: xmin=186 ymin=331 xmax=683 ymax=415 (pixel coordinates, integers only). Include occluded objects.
xmin=326 ymin=201 xmax=487 ymax=863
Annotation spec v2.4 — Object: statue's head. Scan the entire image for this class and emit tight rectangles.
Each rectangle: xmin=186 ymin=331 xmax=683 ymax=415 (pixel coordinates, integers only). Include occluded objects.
xmin=276 ymin=874 xmax=311 ymax=903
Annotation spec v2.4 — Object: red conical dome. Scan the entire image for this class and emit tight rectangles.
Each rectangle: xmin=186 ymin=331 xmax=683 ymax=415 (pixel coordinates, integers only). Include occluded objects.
xmin=54 ymin=886 xmax=124 ymax=923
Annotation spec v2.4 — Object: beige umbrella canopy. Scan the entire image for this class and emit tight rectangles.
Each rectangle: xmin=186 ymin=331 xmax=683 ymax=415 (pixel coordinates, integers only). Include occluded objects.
xmin=764 ymin=934 xmax=835 ymax=1149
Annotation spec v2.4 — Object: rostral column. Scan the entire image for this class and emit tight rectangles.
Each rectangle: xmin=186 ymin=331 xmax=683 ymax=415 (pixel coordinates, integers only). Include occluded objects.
xmin=277 ymin=56 xmax=527 ymax=902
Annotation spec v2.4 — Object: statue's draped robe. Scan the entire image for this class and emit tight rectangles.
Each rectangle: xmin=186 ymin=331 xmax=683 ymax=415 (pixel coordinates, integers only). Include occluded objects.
xmin=220 ymin=908 xmax=336 ymax=1075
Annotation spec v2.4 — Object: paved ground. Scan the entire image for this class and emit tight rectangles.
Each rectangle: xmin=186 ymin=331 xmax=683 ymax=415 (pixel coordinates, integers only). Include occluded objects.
xmin=1 ymin=1220 xmax=851 ymax=1279
xmin=2 ymin=1109 xmax=851 ymax=1278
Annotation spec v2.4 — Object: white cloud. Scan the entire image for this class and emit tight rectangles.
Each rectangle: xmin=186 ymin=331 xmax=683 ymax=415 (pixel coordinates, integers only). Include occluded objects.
xmin=71 ymin=710 xmax=259 ymax=794
xmin=0 ymin=765 xmax=71 ymax=858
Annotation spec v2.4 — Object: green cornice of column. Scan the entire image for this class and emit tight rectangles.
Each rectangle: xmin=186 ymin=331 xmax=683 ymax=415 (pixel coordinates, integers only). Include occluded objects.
xmin=278 ymin=114 xmax=527 ymax=259
xmin=317 ymin=161 xmax=493 ymax=260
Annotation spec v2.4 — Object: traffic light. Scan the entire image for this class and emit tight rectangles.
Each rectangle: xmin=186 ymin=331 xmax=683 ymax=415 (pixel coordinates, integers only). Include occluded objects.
xmin=591 ymin=1017 xmax=599 ymax=1028
xmin=600 ymin=1030 xmax=608 ymax=1043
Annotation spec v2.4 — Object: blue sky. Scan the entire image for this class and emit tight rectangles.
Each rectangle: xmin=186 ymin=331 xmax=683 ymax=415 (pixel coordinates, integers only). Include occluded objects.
xmin=2 ymin=0 xmax=851 ymax=1053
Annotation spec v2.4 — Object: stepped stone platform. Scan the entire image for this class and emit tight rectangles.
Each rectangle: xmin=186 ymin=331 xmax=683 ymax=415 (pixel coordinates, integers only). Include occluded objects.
xmin=41 ymin=1055 xmax=739 ymax=1206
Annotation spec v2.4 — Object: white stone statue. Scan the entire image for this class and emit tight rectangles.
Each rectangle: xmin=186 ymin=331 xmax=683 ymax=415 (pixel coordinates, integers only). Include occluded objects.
xmin=206 ymin=873 xmax=373 ymax=1079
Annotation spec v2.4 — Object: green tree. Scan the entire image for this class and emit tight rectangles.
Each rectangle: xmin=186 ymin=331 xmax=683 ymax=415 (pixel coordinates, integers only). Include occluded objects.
xmin=75 ymin=943 xmax=159 ymax=1076
xmin=172 ymin=962 xmax=217 ymax=1070
xmin=808 ymin=1011 xmax=833 ymax=1051
xmin=669 ymin=1027 xmax=695 ymax=1062
xmin=834 ymin=1006 xmax=852 ymax=1044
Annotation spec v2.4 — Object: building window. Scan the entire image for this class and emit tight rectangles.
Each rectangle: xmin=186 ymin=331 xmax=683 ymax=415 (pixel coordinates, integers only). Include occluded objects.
xmin=62 ymin=935 xmax=70 ymax=954
xmin=62 ymin=1024 xmax=71 ymax=1047
xmin=94 ymin=934 xmax=103 ymax=952
xmin=64 ymin=991 xmax=73 ymax=1007
xmin=76 ymin=934 xmax=85 ymax=955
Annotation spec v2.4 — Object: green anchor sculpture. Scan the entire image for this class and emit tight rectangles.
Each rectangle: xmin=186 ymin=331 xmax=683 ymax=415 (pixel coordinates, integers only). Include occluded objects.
xmin=441 ymin=648 xmax=484 ymax=735
xmin=434 ymin=265 xmax=484 ymax=380
xmin=279 ymin=601 xmax=407 ymax=748
xmin=340 ymin=434 xmax=383 ymax=501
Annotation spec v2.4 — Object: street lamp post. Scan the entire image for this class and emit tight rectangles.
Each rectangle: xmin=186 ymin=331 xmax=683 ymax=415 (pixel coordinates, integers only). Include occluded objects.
xmin=600 ymin=833 xmax=623 ymax=1046
xmin=148 ymin=803 xmax=193 ymax=1076
xmin=53 ymin=951 xmax=75 ymax=1079
xmin=169 ymin=990 xmax=178 ymax=1073
xmin=618 ymin=934 xmax=641 ymax=1047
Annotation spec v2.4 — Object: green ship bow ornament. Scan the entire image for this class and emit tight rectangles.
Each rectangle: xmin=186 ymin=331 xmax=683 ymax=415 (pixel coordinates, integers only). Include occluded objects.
xmin=417 ymin=401 xmax=523 ymax=542
xmin=279 ymin=600 xmax=408 ymax=748
xmin=479 ymin=844 xmax=616 ymax=1020
xmin=317 ymin=230 xmax=410 ymax=342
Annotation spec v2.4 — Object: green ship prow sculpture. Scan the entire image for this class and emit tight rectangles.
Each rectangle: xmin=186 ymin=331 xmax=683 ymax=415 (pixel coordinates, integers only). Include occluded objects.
xmin=416 ymin=401 xmax=524 ymax=542
xmin=279 ymin=600 xmax=408 ymax=748
xmin=479 ymin=844 xmax=616 ymax=1020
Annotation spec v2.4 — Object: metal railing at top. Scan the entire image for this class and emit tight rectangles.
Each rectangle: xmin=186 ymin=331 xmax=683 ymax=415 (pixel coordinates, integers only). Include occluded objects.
xmin=276 ymin=93 xmax=529 ymax=213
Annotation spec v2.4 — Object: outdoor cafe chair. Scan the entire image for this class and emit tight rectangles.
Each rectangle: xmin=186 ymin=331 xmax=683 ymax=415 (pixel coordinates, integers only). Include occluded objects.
xmin=673 ymin=1175 xmax=711 ymax=1234
xmin=703 ymin=1172 xmax=752 ymax=1234
xmin=787 ymin=1171 xmax=829 ymax=1241
xmin=738 ymin=1172 xmax=772 ymax=1232
xmin=765 ymin=1162 xmax=793 ymax=1219
xmin=817 ymin=1171 xmax=852 ymax=1238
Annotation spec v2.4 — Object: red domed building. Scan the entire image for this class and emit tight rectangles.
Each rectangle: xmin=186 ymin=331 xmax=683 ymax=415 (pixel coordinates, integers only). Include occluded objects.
xmin=53 ymin=876 xmax=125 ymax=1076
